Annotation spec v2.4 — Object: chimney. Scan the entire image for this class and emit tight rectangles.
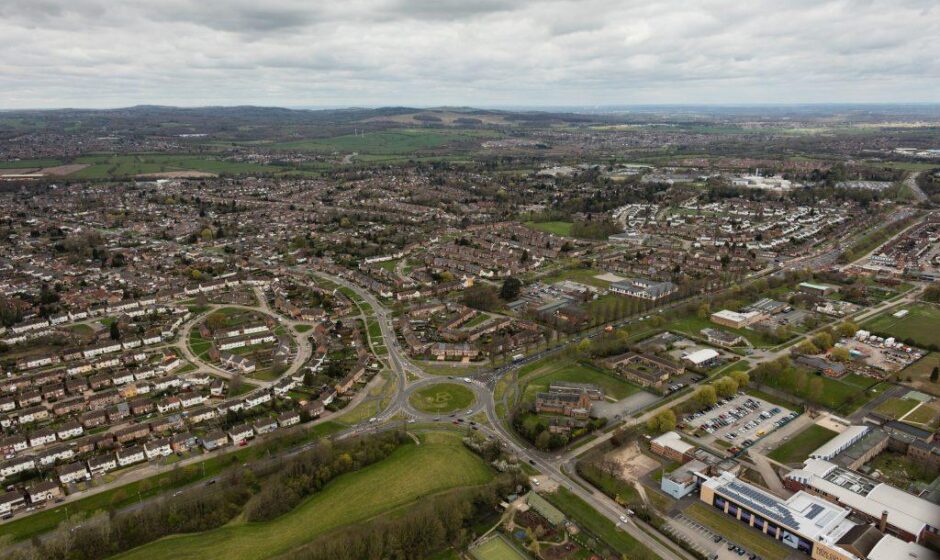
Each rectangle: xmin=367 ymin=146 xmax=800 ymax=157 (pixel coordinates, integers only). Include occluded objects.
xmin=879 ymin=510 xmax=888 ymax=533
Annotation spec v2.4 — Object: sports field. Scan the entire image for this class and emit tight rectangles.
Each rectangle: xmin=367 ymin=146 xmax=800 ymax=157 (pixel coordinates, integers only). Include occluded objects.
xmin=524 ymin=220 xmax=573 ymax=236
xmin=470 ymin=534 xmax=530 ymax=560
xmin=116 ymin=433 xmax=493 ymax=560
xmin=409 ymin=383 xmax=476 ymax=413
xmin=864 ymin=303 xmax=940 ymax=348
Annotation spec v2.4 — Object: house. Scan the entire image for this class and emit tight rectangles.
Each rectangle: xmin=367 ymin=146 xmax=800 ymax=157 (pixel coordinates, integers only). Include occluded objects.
xmin=56 ymin=421 xmax=84 ymax=440
xmin=228 ymin=424 xmax=254 ymax=445
xmin=201 ymin=430 xmax=228 ymax=451
xmin=0 ymin=490 xmax=26 ymax=516
xmin=57 ymin=462 xmax=91 ymax=484
xmin=144 ymin=438 xmax=173 ymax=460
xmin=170 ymin=432 xmax=197 ymax=453
xmin=28 ymin=429 xmax=57 ymax=448
xmin=278 ymin=411 xmax=300 ymax=428
xmin=88 ymin=453 xmax=118 ymax=476
xmin=26 ymin=480 xmax=62 ymax=504
xmin=253 ymin=417 xmax=277 ymax=435
xmin=116 ymin=445 xmax=146 ymax=467
xmin=535 ymin=389 xmax=592 ymax=418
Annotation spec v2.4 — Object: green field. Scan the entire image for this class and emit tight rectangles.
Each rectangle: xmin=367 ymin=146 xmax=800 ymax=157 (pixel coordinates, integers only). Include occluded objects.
xmin=543 ymin=487 xmax=659 ymax=560
xmin=665 ymin=314 xmax=786 ymax=348
xmin=409 ymin=383 xmax=477 ymax=413
xmin=270 ymin=128 xmax=498 ymax=155
xmin=904 ymin=403 xmax=940 ymax=428
xmin=470 ymin=534 xmax=530 ymax=560
xmin=684 ymin=503 xmax=788 ymax=560
xmin=760 ymin=367 xmax=877 ymax=414
xmin=116 ymin=433 xmax=492 ymax=560
xmin=767 ymin=424 xmax=837 ymax=464
xmin=873 ymin=397 xmax=920 ymax=419
xmin=864 ymin=303 xmax=940 ymax=348
xmin=524 ymin=220 xmax=573 ymax=236
xmin=520 ymin=360 xmax=641 ymax=403
xmin=0 ymin=421 xmax=345 ymax=542
xmin=899 ymin=352 xmax=940 ymax=396
xmin=70 ymin=153 xmax=285 ymax=179
xmin=0 ymin=158 xmax=63 ymax=168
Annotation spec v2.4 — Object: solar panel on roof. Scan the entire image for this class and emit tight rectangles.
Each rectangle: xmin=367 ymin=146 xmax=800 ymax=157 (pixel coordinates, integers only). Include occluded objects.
xmin=805 ymin=503 xmax=824 ymax=519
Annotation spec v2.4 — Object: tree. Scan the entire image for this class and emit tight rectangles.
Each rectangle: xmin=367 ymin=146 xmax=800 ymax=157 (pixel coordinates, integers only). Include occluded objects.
xmin=500 ymin=277 xmax=522 ymax=301
xmin=694 ymin=385 xmax=717 ymax=409
xmin=646 ymin=409 xmax=676 ymax=434
xmin=729 ymin=370 xmax=750 ymax=387
xmin=837 ymin=321 xmax=859 ymax=338
xmin=714 ymin=377 xmax=738 ymax=398
xmin=109 ymin=321 xmax=121 ymax=341
xmin=462 ymin=284 xmax=501 ymax=311
xmin=830 ymin=347 xmax=851 ymax=362
xmin=931 ymin=366 xmax=939 ymax=383
xmin=812 ymin=332 xmax=834 ymax=351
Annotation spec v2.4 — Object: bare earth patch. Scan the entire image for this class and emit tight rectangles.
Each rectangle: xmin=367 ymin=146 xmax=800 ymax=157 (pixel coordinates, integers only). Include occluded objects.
xmin=608 ymin=442 xmax=659 ymax=480
xmin=40 ymin=164 xmax=90 ymax=175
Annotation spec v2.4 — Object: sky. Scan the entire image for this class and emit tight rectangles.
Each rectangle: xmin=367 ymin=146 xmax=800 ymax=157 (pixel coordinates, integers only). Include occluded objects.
xmin=1 ymin=0 xmax=938 ymax=109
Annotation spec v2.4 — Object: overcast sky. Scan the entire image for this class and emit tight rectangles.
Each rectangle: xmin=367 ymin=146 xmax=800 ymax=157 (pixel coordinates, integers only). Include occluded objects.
xmin=1 ymin=0 xmax=938 ymax=109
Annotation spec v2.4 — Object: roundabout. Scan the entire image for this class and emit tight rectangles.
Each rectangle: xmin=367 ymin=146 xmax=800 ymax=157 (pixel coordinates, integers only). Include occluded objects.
xmin=408 ymin=382 xmax=477 ymax=414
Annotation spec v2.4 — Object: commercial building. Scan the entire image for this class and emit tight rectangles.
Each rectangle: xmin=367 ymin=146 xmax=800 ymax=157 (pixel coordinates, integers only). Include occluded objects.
xmin=609 ymin=278 xmax=677 ymax=301
xmin=650 ymin=431 xmax=695 ymax=463
xmin=711 ymin=309 xmax=762 ymax=329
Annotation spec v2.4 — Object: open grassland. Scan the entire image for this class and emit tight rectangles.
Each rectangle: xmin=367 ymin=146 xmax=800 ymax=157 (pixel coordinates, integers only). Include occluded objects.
xmin=409 ymin=383 xmax=477 ymax=413
xmin=116 ymin=433 xmax=493 ymax=560
xmin=767 ymin=424 xmax=837 ymax=464
xmin=684 ymin=503 xmax=788 ymax=560
xmin=0 ymin=158 xmax=63 ymax=168
xmin=760 ymin=367 xmax=878 ymax=414
xmin=520 ymin=359 xmax=641 ymax=402
xmin=665 ymin=314 xmax=787 ymax=348
xmin=904 ymin=403 xmax=940 ymax=428
xmin=270 ymin=128 xmax=499 ymax=155
xmin=864 ymin=303 xmax=940 ymax=349
xmin=873 ymin=396 xmax=919 ymax=419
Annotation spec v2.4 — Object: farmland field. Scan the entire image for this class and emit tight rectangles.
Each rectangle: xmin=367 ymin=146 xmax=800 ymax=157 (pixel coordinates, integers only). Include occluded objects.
xmin=116 ymin=433 xmax=493 ymax=560
xmin=409 ymin=383 xmax=476 ymax=413
xmin=768 ymin=424 xmax=837 ymax=464
xmin=864 ymin=303 xmax=940 ymax=348
xmin=270 ymin=128 xmax=499 ymax=155
xmin=70 ymin=153 xmax=287 ymax=179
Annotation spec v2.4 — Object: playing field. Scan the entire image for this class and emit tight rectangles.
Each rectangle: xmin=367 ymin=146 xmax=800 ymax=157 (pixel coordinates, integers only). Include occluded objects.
xmin=116 ymin=433 xmax=493 ymax=560
xmin=768 ymin=424 xmax=837 ymax=464
xmin=864 ymin=303 xmax=940 ymax=348
xmin=409 ymin=383 xmax=477 ymax=413
xmin=470 ymin=535 xmax=529 ymax=560
xmin=524 ymin=220 xmax=573 ymax=236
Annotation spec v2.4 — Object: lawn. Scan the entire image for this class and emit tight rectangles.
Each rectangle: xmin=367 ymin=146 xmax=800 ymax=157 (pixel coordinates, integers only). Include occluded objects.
xmin=541 ymin=266 xmax=612 ymax=289
xmin=294 ymin=324 xmax=312 ymax=333
xmin=684 ymin=503 xmax=789 ymax=560
xmin=864 ymin=303 xmax=940 ymax=349
xmin=524 ymin=221 xmax=573 ymax=237
xmin=270 ymin=128 xmax=498 ymax=155
xmin=116 ymin=433 xmax=493 ymax=560
xmin=767 ymin=424 xmax=837 ymax=464
xmin=409 ymin=383 xmax=477 ymax=414
xmin=470 ymin=534 xmax=530 ymax=560
xmin=873 ymin=397 xmax=919 ymax=419
xmin=904 ymin=403 xmax=940 ymax=428
xmin=521 ymin=360 xmax=642 ymax=403
xmin=0 ymin=158 xmax=63 ymax=168
xmin=543 ymin=487 xmax=659 ymax=560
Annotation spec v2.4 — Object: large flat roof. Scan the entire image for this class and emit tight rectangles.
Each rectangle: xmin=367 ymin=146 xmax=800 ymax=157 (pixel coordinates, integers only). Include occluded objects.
xmin=810 ymin=425 xmax=868 ymax=460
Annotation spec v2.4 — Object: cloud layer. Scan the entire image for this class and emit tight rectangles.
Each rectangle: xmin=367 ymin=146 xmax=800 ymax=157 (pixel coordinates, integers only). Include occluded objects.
xmin=0 ymin=0 xmax=938 ymax=108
